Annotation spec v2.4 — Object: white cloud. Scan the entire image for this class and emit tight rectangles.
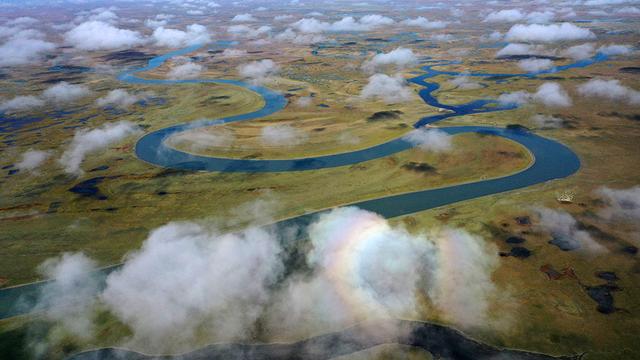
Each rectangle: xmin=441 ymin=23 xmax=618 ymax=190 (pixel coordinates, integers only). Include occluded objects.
xmin=95 ymin=89 xmax=140 ymax=108
xmin=431 ymin=33 xmax=454 ymax=42
xmin=401 ymin=17 xmax=447 ymax=29
xmin=532 ymin=82 xmax=572 ymax=107
xmin=517 ymin=58 xmax=554 ymax=73
xmin=598 ymin=44 xmax=633 ymax=56
xmin=535 ymin=207 xmax=605 ymax=253
xmin=484 ymin=9 xmax=554 ymax=24
xmin=166 ymin=127 xmax=234 ymax=151
xmin=152 ymin=24 xmax=210 ymax=48
xmin=361 ymin=47 xmax=418 ymax=73
xmin=42 ymin=82 xmax=90 ymax=103
xmin=101 ymin=222 xmax=283 ymax=349
xmin=261 ymin=124 xmax=306 ymax=146
xmin=238 ymin=59 xmax=279 ymax=84
xmin=577 ymin=79 xmax=640 ymax=105
xmin=360 ymin=73 xmax=413 ymax=103
xmin=484 ymin=9 xmax=525 ymax=22
xmin=505 ymin=22 xmax=596 ymax=43
xmin=496 ymin=43 xmax=549 ymax=58
xmin=499 ymin=82 xmax=572 ymax=107
xmin=403 ymin=128 xmax=453 ymax=152
xmin=227 ymin=24 xmax=271 ymax=38
xmin=167 ymin=62 xmax=203 ymax=80
xmin=295 ymin=96 xmax=312 ymax=107
xmin=16 ymin=149 xmax=50 ymax=172
xmin=274 ymin=28 xmax=325 ymax=45
xmin=35 ymin=253 xmax=99 ymax=339
xmin=428 ymin=228 xmax=499 ymax=328
xmin=231 ymin=13 xmax=257 ymax=22
xmin=596 ymin=186 xmax=640 ymax=221
xmin=0 ymin=95 xmax=45 ymax=113
xmin=221 ymin=48 xmax=247 ymax=57
xmin=525 ymin=10 xmax=555 ymax=24
xmin=35 ymin=206 xmax=504 ymax=349
xmin=65 ymin=21 xmax=146 ymax=50
xmin=6 ymin=16 xmax=38 ymax=27
xmin=562 ymin=43 xmax=595 ymax=60
xmin=274 ymin=15 xmax=294 ymax=22
xmin=530 ymin=114 xmax=564 ymax=128
xmin=60 ymin=121 xmax=141 ymax=175
xmin=0 ymin=29 xmax=56 ymax=67
xmin=449 ymin=72 xmax=482 ymax=90
xmin=291 ymin=15 xmax=394 ymax=34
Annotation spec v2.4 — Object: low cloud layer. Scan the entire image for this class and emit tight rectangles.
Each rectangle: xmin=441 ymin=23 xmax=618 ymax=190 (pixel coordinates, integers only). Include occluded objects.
xmin=35 ymin=206 xmax=503 ymax=352
xmin=59 ymin=121 xmax=141 ymax=175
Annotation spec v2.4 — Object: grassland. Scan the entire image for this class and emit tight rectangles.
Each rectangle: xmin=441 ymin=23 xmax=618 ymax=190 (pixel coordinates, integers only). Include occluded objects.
xmin=1 ymin=21 xmax=639 ymax=360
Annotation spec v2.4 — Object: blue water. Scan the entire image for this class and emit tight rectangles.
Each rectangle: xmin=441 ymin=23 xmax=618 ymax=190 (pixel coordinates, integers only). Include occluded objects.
xmin=0 ymin=44 xmax=609 ymax=319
